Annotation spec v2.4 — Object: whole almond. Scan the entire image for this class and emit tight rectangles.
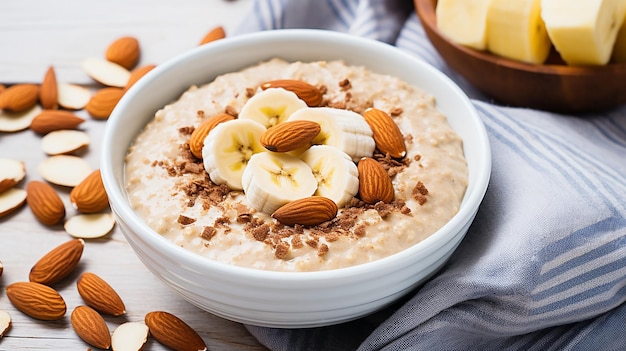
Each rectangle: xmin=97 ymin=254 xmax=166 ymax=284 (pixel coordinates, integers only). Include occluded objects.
xmin=6 ymin=282 xmax=66 ymax=321
xmin=199 ymin=25 xmax=226 ymax=45
xmin=145 ymin=311 xmax=207 ymax=351
xmin=189 ymin=113 xmax=235 ymax=159
xmin=362 ymin=108 xmax=406 ymax=159
xmin=0 ymin=84 xmax=5 ymax=94
xmin=71 ymin=305 xmax=111 ymax=349
xmin=29 ymin=238 xmax=84 ymax=285
xmin=30 ymin=110 xmax=85 ymax=135
xmin=26 ymin=180 xmax=65 ymax=226
xmin=261 ymin=79 xmax=323 ymax=107
xmin=85 ymin=87 xmax=124 ymax=119
xmin=260 ymin=120 xmax=321 ymax=152
xmin=70 ymin=169 xmax=109 ymax=213
xmin=124 ymin=64 xmax=156 ymax=91
xmin=106 ymin=36 xmax=140 ymax=70
xmin=40 ymin=66 xmax=58 ymax=110
xmin=272 ymin=196 xmax=338 ymax=226
xmin=77 ymin=272 xmax=126 ymax=316
xmin=0 ymin=84 xmax=39 ymax=112
xmin=357 ymin=157 xmax=394 ymax=204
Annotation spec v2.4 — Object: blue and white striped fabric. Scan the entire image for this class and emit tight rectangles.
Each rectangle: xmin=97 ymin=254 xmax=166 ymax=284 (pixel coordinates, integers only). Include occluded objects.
xmin=235 ymin=1 xmax=626 ymax=350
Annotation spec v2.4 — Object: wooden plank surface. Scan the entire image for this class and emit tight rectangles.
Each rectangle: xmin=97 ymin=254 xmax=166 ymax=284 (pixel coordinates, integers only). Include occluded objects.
xmin=0 ymin=1 xmax=270 ymax=349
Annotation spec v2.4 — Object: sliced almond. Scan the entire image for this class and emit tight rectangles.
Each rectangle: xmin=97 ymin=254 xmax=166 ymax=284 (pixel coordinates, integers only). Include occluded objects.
xmin=145 ymin=311 xmax=207 ymax=351
xmin=38 ymin=155 xmax=92 ymax=187
xmin=40 ymin=66 xmax=58 ymax=110
xmin=0 ymin=310 xmax=10 ymax=337
xmin=105 ymin=36 xmax=140 ymax=70
xmin=111 ymin=322 xmax=148 ymax=351
xmin=69 ymin=169 xmax=109 ymax=213
xmin=0 ymin=104 xmax=41 ymax=133
xmin=189 ymin=113 xmax=235 ymax=158
xmin=0 ymin=188 xmax=27 ymax=218
xmin=199 ymin=25 xmax=226 ymax=45
xmin=81 ymin=57 xmax=131 ymax=88
xmin=85 ymin=87 xmax=125 ymax=119
xmin=57 ymin=83 xmax=92 ymax=110
xmin=260 ymin=120 xmax=321 ymax=152
xmin=26 ymin=181 xmax=65 ymax=226
xmin=6 ymin=282 xmax=66 ymax=321
xmin=0 ymin=158 xmax=26 ymax=193
xmin=0 ymin=84 xmax=39 ymax=112
xmin=272 ymin=196 xmax=338 ymax=226
xmin=77 ymin=272 xmax=126 ymax=316
xmin=71 ymin=305 xmax=111 ymax=349
xmin=29 ymin=238 xmax=84 ymax=285
xmin=30 ymin=110 xmax=85 ymax=135
xmin=124 ymin=64 xmax=156 ymax=91
xmin=65 ymin=213 xmax=115 ymax=239
xmin=41 ymin=130 xmax=90 ymax=155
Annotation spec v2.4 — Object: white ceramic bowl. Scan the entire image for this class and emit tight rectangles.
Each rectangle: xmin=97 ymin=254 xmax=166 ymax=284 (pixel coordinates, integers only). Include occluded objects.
xmin=101 ymin=29 xmax=491 ymax=328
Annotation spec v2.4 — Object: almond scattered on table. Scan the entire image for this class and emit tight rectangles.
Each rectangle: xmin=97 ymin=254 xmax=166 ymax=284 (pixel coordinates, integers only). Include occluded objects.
xmin=105 ymin=36 xmax=140 ymax=70
xmin=29 ymin=238 xmax=84 ymax=285
xmin=0 ymin=310 xmax=11 ymax=338
xmin=69 ymin=169 xmax=109 ymax=213
xmin=26 ymin=180 xmax=66 ymax=226
xmin=77 ymin=272 xmax=126 ymax=316
xmin=0 ymin=104 xmax=42 ymax=132
xmin=65 ymin=213 xmax=115 ymax=239
xmin=30 ymin=109 xmax=85 ymax=135
xmin=111 ymin=321 xmax=149 ymax=351
xmin=71 ymin=305 xmax=111 ymax=350
xmin=6 ymin=281 xmax=67 ymax=321
xmin=145 ymin=311 xmax=208 ymax=351
xmin=40 ymin=66 xmax=58 ymax=110
xmin=0 ymin=158 xmax=26 ymax=193
xmin=85 ymin=87 xmax=125 ymax=119
xmin=57 ymin=82 xmax=92 ymax=110
xmin=38 ymin=155 xmax=92 ymax=187
xmin=41 ymin=129 xmax=90 ymax=155
xmin=125 ymin=64 xmax=156 ymax=91
xmin=81 ymin=57 xmax=131 ymax=88
xmin=0 ymin=188 xmax=28 ymax=218
xmin=0 ymin=84 xmax=39 ymax=112
xmin=199 ymin=25 xmax=226 ymax=45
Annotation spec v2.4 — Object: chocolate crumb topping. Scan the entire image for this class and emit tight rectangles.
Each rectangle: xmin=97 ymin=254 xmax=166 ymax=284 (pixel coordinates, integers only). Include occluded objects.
xmin=317 ymin=243 xmax=329 ymax=257
xmin=201 ymin=226 xmax=217 ymax=240
xmin=274 ymin=242 xmax=290 ymax=259
xmin=225 ymin=105 xmax=238 ymax=117
xmin=178 ymin=215 xmax=196 ymax=225
xmin=245 ymin=87 xmax=255 ymax=98
xmin=197 ymin=110 xmax=205 ymax=118
xmin=412 ymin=181 xmax=429 ymax=205
xmin=389 ymin=107 xmax=403 ymax=116
xmin=178 ymin=126 xmax=195 ymax=135
xmin=339 ymin=78 xmax=351 ymax=90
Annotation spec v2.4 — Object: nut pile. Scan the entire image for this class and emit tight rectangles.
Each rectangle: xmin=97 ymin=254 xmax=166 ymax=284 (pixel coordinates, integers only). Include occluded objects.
xmin=0 ymin=25 xmax=225 ymax=350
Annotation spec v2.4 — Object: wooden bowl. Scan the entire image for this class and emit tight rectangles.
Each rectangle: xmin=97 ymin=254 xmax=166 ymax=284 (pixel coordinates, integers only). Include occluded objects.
xmin=415 ymin=0 xmax=626 ymax=113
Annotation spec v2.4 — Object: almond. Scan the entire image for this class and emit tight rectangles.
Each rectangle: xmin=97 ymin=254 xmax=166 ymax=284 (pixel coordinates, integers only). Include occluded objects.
xmin=81 ymin=57 xmax=131 ymax=87
xmin=57 ymin=82 xmax=92 ymax=110
xmin=105 ymin=36 xmax=140 ymax=70
xmin=85 ymin=87 xmax=124 ymax=119
xmin=125 ymin=64 xmax=156 ymax=91
xmin=272 ymin=196 xmax=338 ymax=226
xmin=362 ymin=108 xmax=406 ymax=159
xmin=0 ymin=84 xmax=39 ymax=112
xmin=260 ymin=79 xmax=323 ymax=107
xmin=0 ymin=260 xmax=3 ymax=277
xmin=357 ymin=157 xmax=394 ymax=204
xmin=0 ymin=310 xmax=10 ymax=337
xmin=65 ymin=213 xmax=116 ymax=239
xmin=39 ymin=66 xmax=58 ymax=110
xmin=189 ymin=113 xmax=235 ymax=158
xmin=145 ymin=311 xmax=207 ymax=351
xmin=0 ymin=84 xmax=5 ymax=94
xmin=41 ymin=130 xmax=90 ymax=155
xmin=70 ymin=169 xmax=109 ymax=213
xmin=77 ymin=272 xmax=126 ymax=316
xmin=71 ymin=305 xmax=111 ymax=350
xmin=0 ymin=188 xmax=27 ymax=218
xmin=0 ymin=158 xmax=26 ymax=193
xmin=199 ymin=25 xmax=226 ymax=45
xmin=260 ymin=120 xmax=321 ymax=152
xmin=29 ymin=238 xmax=84 ymax=285
xmin=6 ymin=281 xmax=66 ymax=321
xmin=30 ymin=109 xmax=85 ymax=135
xmin=38 ymin=155 xmax=93 ymax=187
xmin=26 ymin=180 xmax=65 ymax=226
xmin=111 ymin=322 xmax=149 ymax=351
xmin=0 ymin=104 xmax=42 ymax=132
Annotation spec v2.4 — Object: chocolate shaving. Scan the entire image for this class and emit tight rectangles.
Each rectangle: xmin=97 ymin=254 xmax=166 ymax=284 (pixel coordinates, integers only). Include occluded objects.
xmin=178 ymin=215 xmax=196 ymax=225
xmin=201 ymin=226 xmax=217 ymax=240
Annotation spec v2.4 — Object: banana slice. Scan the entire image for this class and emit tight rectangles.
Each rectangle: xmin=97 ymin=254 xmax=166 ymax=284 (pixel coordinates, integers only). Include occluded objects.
xmin=436 ymin=0 xmax=495 ymax=50
xmin=486 ymin=0 xmax=551 ymax=64
xmin=300 ymin=145 xmax=359 ymax=208
xmin=238 ymin=88 xmax=308 ymax=128
xmin=287 ymin=107 xmax=375 ymax=162
xmin=542 ymin=0 xmax=626 ymax=65
xmin=241 ymin=152 xmax=317 ymax=214
xmin=202 ymin=119 xmax=266 ymax=190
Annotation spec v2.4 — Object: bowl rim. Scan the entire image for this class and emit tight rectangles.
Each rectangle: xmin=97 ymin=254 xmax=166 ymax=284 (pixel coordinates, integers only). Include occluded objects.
xmin=101 ymin=28 xmax=491 ymax=281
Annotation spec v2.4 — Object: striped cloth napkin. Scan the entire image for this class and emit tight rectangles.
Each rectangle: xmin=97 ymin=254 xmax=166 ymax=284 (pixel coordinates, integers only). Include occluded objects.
xmin=235 ymin=1 xmax=626 ymax=350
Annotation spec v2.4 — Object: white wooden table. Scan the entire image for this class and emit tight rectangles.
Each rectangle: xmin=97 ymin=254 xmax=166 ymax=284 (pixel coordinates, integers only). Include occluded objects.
xmin=0 ymin=1 xmax=269 ymax=349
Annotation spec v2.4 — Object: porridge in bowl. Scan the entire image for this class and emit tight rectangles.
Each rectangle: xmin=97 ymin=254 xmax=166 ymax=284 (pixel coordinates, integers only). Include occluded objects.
xmin=124 ymin=58 xmax=468 ymax=272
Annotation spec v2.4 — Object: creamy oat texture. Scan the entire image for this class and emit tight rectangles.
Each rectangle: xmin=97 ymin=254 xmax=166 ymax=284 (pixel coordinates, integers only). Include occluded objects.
xmin=125 ymin=58 xmax=468 ymax=272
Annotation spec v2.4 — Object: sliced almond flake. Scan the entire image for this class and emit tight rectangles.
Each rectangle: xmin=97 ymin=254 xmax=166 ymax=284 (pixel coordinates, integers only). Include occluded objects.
xmin=0 ymin=105 xmax=42 ymax=132
xmin=57 ymin=83 xmax=92 ymax=110
xmin=0 ymin=310 xmax=11 ymax=337
xmin=65 ymin=213 xmax=115 ymax=239
xmin=111 ymin=321 xmax=149 ymax=351
xmin=41 ymin=130 xmax=90 ymax=155
xmin=0 ymin=188 xmax=27 ymax=218
xmin=38 ymin=155 xmax=93 ymax=187
xmin=0 ymin=158 xmax=26 ymax=192
xmin=81 ymin=57 xmax=131 ymax=88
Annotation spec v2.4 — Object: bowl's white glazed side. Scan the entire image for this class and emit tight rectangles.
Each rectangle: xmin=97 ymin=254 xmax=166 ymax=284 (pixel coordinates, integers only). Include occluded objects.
xmin=102 ymin=29 xmax=490 ymax=327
